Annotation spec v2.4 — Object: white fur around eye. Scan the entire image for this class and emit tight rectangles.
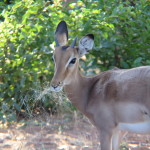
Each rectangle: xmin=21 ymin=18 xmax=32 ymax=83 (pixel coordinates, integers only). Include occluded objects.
xmin=65 ymin=56 xmax=76 ymax=68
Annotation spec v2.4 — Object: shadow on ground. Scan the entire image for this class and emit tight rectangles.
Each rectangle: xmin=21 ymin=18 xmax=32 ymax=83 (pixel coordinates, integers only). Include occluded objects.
xmin=0 ymin=114 xmax=150 ymax=150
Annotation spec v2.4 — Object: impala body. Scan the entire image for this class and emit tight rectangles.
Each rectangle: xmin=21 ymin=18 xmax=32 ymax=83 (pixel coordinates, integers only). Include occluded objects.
xmin=50 ymin=21 xmax=150 ymax=150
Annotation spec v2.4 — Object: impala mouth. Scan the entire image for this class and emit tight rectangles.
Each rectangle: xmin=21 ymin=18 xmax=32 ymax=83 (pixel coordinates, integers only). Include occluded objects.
xmin=50 ymin=85 xmax=63 ymax=92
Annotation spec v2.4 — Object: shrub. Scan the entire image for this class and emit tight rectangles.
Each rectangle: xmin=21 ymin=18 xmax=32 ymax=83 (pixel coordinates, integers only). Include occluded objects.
xmin=0 ymin=0 xmax=149 ymax=122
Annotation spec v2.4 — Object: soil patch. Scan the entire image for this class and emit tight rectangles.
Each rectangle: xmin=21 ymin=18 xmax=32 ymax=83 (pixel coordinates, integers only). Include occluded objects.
xmin=0 ymin=114 xmax=150 ymax=150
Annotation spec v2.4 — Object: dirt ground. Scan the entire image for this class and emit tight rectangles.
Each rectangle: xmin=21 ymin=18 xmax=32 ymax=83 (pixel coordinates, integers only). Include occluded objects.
xmin=0 ymin=113 xmax=150 ymax=150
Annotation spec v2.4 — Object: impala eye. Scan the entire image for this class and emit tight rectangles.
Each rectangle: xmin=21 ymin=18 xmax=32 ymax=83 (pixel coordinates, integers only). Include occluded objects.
xmin=69 ymin=58 xmax=76 ymax=65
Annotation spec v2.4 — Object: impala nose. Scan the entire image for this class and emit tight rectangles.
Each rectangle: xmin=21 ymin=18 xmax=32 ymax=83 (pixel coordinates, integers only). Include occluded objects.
xmin=51 ymin=81 xmax=61 ymax=88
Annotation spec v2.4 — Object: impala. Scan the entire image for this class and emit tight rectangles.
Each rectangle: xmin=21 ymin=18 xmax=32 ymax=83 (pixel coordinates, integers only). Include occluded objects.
xmin=50 ymin=21 xmax=150 ymax=150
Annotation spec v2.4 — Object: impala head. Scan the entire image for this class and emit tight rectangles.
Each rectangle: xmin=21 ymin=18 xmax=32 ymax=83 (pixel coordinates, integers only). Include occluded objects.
xmin=50 ymin=21 xmax=94 ymax=92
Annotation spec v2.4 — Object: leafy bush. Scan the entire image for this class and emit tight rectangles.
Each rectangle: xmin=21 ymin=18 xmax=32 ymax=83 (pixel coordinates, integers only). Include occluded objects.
xmin=0 ymin=0 xmax=149 ymax=122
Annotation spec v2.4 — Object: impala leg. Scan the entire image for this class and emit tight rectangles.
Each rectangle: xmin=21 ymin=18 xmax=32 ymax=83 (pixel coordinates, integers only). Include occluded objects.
xmin=112 ymin=129 xmax=121 ymax=150
xmin=112 ymin=130 xmax=127 ymax=150
xmin=99 ymin=130 xmax=113 ymax=150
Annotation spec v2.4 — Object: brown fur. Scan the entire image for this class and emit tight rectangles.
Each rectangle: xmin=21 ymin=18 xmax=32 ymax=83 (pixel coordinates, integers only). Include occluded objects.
xmin=51 ymin=21 xmax=150 ymax=150
xmin=51 ymin=46 xmax=150 ymax=150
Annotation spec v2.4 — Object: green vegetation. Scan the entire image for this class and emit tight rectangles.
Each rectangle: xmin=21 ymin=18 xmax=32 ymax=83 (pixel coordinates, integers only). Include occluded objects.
xmin=0 ymin=0 xmax=149 ymax=123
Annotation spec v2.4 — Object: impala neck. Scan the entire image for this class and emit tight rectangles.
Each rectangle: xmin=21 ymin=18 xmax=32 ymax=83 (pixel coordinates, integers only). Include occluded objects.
xmin=64 ymin=69 xmax=93 ymax=114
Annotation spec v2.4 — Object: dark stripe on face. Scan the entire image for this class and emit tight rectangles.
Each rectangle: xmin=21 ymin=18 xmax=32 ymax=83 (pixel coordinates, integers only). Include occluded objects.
xmin=62 ymin=45 xmax=69 ymax=51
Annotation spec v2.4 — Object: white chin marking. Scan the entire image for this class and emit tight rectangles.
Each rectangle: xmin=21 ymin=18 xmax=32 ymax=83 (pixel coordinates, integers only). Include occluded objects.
xmin=50 ymin=86 xmax=63 ymax=92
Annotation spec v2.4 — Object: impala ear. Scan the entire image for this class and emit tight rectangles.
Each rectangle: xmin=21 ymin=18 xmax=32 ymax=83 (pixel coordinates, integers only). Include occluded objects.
xmin=78 ymin=34 xmax=94 ymax=57
xmin=55 ymin=21 xmax=68 ymax=47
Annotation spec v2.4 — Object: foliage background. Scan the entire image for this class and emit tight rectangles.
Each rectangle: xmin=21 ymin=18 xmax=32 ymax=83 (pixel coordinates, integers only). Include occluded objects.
xmin=0 ymin=0 xmax=150 ymax=123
